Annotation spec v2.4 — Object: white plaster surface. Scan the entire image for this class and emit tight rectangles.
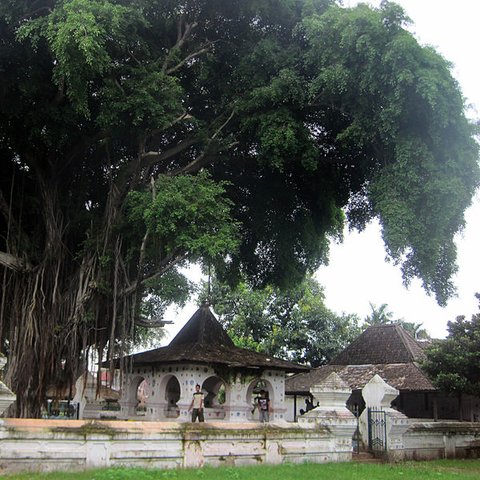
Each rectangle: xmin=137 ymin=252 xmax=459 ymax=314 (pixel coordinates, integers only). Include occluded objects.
xmin=0 ymin=416 xmax=479 ymax=473
xmin=0 ymin=419 xmax=341 ymax=474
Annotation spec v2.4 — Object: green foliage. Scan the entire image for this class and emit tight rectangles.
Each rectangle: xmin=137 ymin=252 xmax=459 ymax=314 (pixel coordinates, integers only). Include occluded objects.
xmin=397 ymin=320 xmax=430 ymax=340
xmin=142 ymin=270 xmax=192 ymax=315
xmin=0 ymin=0 xmax=478 ymax=416
xmin=130 ymin=269 xmax=193 ymax=351
xmin=203 ymin=275 xmax=360 ymax=367
xmin=299 ymin=2 xmax=479 ymax=305
xmin=364 ymin=302 xmax=398 ymax=326
xmin=17 ymin=0 xmax=143 ymax=116
xmin=127 ymin=172 xmax=239 ymax=260
xmin=3 ymin=0 xmax=477 ymax=301
xmin=364 ymin=302 xmax=430 ymax=339
xmin=96 ymin=66 xmax=184 ymax=131
xmin=423 ymin=295 xmax=480 ymax=396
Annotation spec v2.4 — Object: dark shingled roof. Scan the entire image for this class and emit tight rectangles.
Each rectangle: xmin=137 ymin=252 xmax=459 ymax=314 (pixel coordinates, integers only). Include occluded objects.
xmin=285 ymin=323 xmax=434 ymax=395
xmin=286 ymin=363 xmax=435 ymax=394
xmin=120 ymin=303 xmax=308 ymax=373
xmin=330 ymin=323 xmax=426 ymax=365
xmin=169 ymin=304 xmax=235 ymax=348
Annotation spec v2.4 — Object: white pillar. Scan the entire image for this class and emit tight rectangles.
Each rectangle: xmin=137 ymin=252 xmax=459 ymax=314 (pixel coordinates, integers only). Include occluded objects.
xmin=298 ymin=372 xmax=356 ymax=462
xmin=224 ymin=375 xmax=251 ymax=422
xmin=361 ymin=374 xmax=410 ymax=459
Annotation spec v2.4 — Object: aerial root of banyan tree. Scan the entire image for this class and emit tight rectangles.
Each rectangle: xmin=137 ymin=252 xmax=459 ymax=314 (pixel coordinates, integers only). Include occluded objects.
xmin=0 ymin=229 xmax=137 ymax=418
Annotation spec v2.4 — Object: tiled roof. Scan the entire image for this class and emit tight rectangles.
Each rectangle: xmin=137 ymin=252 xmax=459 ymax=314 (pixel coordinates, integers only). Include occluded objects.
xmin=119 ymin=303 xmax=308 ymax=373
xmin=330 ymin=323 xmax=426 ymax=365
xmin=286 ymin=323 xmax=434 ymax=394
xmin=285 ymin=363 xmax=435 ymax=394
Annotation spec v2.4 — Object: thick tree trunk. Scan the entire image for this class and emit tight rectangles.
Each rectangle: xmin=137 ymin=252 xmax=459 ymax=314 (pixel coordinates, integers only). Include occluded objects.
xmin=1 ymin=179 xmax=102 ymax=417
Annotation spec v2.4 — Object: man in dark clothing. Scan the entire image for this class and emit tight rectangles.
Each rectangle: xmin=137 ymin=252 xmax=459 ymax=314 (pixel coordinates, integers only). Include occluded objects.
xmin=257 ymin=390 xmax=271 ymax=422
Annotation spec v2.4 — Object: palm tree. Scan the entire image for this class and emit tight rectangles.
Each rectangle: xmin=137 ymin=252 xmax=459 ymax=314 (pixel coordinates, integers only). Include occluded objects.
xmin=364 ymin=303 xmax=431 ymax=339
xmin=364 ymin=302 xmax=396 ymax=326
xmin=396 ymin=321 xmax=430 ymax=340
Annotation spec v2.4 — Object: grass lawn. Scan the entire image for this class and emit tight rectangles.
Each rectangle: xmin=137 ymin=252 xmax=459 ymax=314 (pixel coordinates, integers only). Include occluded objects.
xmin=2 ymin=460 xmax=480 ymax=480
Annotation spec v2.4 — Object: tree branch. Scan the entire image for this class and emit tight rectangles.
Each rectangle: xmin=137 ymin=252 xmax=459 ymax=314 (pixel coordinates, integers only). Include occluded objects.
xmin=162 ymin=20 xmax=198 ymax=72
xmin=167 ymin=151 xmax=207 ymax=177
xmin=146 ymin=113 xmax=194 ymax=142
xmin=140 ymin=136 xmax=198 ymax=169
xmin=0 ymin=189 xmax=29 ymax=255
xmin=166 ymin=45 xmax=211 ymax=75
xmin=122 ymin=253 xmax=186 ymax=297
xmin=0 ymin=189 xmax=12 ymax=226
xmin=135 ymin=177 xmax=155 ymax=289
xmin=18 ymin=5 xmax=52 ymax=23
xmin=212 ymin=109 xmax=236 ymax=140
xmin=167 ymin=110 xmax=237 ymax=176
xmin=176 ymin=18 xmax=197 ymax=49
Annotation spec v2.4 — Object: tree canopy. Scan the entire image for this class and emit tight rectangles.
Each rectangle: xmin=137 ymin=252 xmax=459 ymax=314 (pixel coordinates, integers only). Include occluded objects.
xmin=422 ymin=294 xmax=480 ymax=397
xmin=0 ymin=0 xmax=478 ymax=416
xmin=201 ymin=275 xmax=360 ymax=367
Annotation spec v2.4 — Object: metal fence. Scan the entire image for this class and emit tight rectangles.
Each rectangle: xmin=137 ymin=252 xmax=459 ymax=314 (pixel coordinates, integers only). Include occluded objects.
xmin=367 ymin=407 xmax=387 ymax=451
xmin=43 ymin=400 xmax=79 ymax=419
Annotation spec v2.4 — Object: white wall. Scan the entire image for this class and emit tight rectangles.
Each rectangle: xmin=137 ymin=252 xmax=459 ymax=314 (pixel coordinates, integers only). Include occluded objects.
xmin=399 ymin=420 xmax=480 ymax=461
xmin=118 ymin=364 xmax=289 ymax=422
xmin=0 ymin=418 xmax=351 ymax=475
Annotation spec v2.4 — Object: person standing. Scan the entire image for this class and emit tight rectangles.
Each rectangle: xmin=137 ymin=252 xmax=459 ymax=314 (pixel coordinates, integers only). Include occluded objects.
xmin=188 ymin=384 xmax=205 ymax=422
xmin=257 ymin=390 xmax=271 ymax=423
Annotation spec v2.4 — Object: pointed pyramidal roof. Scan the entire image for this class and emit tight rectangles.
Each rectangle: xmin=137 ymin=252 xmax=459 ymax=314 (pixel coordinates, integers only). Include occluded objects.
xmin=169 ymin=302 xmax=235 ymax=348
xmin=330 ymin=323 xmax=426 ymax=365
xmin=120 ymin=303 xmax=307 ymax=373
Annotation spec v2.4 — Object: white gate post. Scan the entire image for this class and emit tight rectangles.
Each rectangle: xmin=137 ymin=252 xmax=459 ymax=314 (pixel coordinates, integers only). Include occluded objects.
xmin=298 ymin=372 xmax=356 ymax=462
xmin=361 ymin=374 xmax=409 ymax=459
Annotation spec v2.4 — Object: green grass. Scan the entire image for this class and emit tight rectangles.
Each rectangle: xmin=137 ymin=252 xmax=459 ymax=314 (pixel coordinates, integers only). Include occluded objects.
xmin=2 ymin=460 xmax=480 ymax=480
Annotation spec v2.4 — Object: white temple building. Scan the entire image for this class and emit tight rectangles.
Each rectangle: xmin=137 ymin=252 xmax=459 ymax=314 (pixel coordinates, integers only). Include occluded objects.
xmin=114 ymin=302 xmax=308 ymax=422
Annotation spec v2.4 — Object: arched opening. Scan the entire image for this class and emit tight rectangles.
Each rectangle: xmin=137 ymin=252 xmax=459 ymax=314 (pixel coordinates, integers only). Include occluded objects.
xmin=165 ymin=376 xmax=180 ymax=418
xmin=136 ymin=378 xmax=148 ymax=416
xmin=247 ymin=378 xmax=274 ymax=421
xmin=201 ymin=375 xmax=226 ymax=420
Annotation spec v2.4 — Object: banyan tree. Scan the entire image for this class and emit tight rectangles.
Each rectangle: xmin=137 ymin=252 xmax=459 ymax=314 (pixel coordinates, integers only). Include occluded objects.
xmin=0 ymin=0 xmax=478 ymax=416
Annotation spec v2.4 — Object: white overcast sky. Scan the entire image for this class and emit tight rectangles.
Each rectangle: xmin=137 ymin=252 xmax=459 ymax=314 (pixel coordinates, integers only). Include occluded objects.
xmin=164 ymin=0 xmax=480 ymax=342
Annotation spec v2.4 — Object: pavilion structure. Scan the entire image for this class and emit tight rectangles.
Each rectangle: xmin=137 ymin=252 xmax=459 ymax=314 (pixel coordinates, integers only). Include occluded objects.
xmin=116 ymin=302 xmax=308 ymax=422
xmin=286 ymin=323 xmax=480 ymax=422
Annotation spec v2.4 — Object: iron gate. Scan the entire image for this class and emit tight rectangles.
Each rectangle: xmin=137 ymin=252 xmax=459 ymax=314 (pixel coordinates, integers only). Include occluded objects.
xmin=367 ymin=407 xmax=387 ymax=451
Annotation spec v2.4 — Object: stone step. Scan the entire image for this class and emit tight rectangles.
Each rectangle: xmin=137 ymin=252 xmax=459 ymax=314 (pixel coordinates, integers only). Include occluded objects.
xmin=351 ymin=451 xmax=383 ymax=463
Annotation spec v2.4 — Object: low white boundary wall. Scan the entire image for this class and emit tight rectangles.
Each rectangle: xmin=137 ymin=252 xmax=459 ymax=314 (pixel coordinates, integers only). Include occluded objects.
xmin=400 ymin=421 xmax=480 ymax=461
xmin=2 ymin=416 xmax=480 ymax=473
xmin=0 ymin=419 xmax=353 ymax=475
